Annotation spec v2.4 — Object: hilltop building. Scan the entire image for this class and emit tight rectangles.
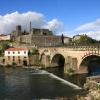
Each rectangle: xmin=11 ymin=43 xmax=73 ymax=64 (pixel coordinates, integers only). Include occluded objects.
xmin=72 ymin=35 xmax=81 ymax=41
xmin=0 ymin=34 xmax=11 ymax=41
xmin=11 ymin=23 xmax=71 ymax=47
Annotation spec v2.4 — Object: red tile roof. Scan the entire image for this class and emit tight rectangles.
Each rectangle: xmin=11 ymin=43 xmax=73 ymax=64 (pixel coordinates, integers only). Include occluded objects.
xmin=6 ymin=48 xmax=28 ymax=51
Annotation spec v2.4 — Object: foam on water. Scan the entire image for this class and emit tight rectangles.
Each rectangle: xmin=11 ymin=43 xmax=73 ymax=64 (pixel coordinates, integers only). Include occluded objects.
xmin=31 ymin=70 xmax=50 ymax=74
xmin=31 ymin=69 xmax=82 ymax=89
xmin=49 ymin=73 xmax=82 ymax=89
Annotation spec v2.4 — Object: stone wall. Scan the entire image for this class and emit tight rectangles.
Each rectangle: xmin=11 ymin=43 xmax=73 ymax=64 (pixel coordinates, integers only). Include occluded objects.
xmin=17 ymin=35 xmax=62 ymax=47
xmin=29 ymin=54 xmax=39 ymax=66
xmin=5 ymin=56 xmax=29 ymax=66
xmin=31 ymin=35 xmax=62 ymax=46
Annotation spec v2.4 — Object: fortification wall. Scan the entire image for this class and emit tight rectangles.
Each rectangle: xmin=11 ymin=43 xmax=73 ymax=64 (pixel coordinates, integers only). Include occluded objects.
xmin=31 ymin=35 xmax=62 ymax=46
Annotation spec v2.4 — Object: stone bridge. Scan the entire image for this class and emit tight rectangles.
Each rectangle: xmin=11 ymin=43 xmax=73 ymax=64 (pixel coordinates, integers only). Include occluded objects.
xmin=39 ymin=46 xmax=100 ymax=74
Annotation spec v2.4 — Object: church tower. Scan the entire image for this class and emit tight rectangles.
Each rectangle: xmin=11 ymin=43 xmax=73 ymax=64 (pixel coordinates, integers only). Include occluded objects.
xmin=30 ymin=21 xmax=32 ymax=33
xmin=16 ymin=25 xmax=22 ymax=36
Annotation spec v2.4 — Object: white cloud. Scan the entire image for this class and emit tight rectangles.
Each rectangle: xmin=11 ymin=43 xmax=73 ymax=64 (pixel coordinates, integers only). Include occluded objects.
xmin=75 ymin=19 xmax=100 ymax=31
xmin=43 ymin=19 xmax=64 ymax=34
xmin=74 ymin=19 xmax=100 ymax=40
xmin=0 ymin=11 xmax=64 ymax=34
xmin=77 ymin=31 xmax=100 ymax=40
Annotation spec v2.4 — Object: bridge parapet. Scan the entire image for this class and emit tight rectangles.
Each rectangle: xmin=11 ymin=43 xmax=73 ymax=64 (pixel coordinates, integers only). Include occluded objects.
xmin=39 ymin=45 xmax=100 ymax=51
xmin=66 ymin=45 xmax=100 ymax=51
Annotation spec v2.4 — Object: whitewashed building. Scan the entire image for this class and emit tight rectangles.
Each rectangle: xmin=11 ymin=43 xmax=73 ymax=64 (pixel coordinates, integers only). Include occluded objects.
xmin=4 ymin=48 xmax=29 ymax=66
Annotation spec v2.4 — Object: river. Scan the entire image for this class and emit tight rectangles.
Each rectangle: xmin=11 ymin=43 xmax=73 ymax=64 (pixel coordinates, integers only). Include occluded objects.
xmin=0 ymin=67 xmax=84 ymax=100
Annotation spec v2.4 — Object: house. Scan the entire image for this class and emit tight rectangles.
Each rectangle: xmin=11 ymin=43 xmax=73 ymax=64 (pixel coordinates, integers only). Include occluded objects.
xmin=63 ymin=36 xmax=72 ymax=44
xmin=72 ymin=35 xmax=81 ymax=41
xmin=4 ymin=47 xmax=29 ymax=66
xmin=0 ymin=34 xmax=11 ymax=41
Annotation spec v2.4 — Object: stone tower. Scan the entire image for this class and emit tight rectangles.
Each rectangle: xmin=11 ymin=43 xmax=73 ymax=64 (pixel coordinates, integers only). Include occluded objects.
xmin=16 ymin=25 xmax=22 ymax=36
xmin=30 ymin=22 xmax=32 ymax=33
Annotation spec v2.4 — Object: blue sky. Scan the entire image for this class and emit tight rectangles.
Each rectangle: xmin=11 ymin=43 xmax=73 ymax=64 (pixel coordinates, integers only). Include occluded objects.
xmin=0 ymin=0 xmax=100 ymax=39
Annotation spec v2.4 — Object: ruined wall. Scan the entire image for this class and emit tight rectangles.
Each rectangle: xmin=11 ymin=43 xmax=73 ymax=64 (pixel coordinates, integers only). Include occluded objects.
xmin=16 ymin=35 xmax=62 ymax=47
xmin=31 ymin=35 xmax=62 ymax=46
xmin=31 ymin=28 xmax=52 ymax=35
xmin=20 ymin=35 xmax=32 ymax=44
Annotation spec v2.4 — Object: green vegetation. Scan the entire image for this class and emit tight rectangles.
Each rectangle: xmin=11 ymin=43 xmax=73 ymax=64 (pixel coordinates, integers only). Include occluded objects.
xmin=67 ymin=68 xmax=75 ymax=74
xmin=31 ymin=48 xmax=39 ymax=54
xmin=0 ymin=40 xmax=13 ymax=56
xmin=96 ymin=83 xmax=100 ymax=89
xmin=72 ymin=35 xmax=98 ymax=45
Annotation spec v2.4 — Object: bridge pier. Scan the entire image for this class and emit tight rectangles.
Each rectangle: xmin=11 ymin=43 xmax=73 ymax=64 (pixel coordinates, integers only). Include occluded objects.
xmin=64 ymin=56 xmax=78 ymax=73
xmin=41 ymin=55 xmax=50 ymax=68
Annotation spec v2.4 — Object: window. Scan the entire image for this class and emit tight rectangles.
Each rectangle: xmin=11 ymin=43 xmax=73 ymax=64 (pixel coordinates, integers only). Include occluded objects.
xmin=24 ymin=57 xmax=27 ymax=59
xmin=43 ymin=32 xmax=47 ymax=35
xmin=8 ymin=52 xmax=10 ymax=54
xmin=13 ymin=52 xmax=15 ymax=54
xmin=24 ymin=51 xmax=26 ymax=54
xmin=18 ymin=56 xmax=20 ymax=59
xmin=18 ymin=59 xmax=21 ymax=64
xmin=18 ymin=51 xmax=20 ymax=54
xmin=13 ymin=56 xmax=15 ymax=61
xmin=8 ymin=56 xmax=10 ymax=60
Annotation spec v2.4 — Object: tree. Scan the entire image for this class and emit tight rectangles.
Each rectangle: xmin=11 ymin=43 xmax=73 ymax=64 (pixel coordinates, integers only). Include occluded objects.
xmin=0 ymin=40 xmax=11 ymax=55
xmin=73 ymin=35 xmax=98 ymax=45
xmin=31 ymin=48 xmax=39 ymax=55
xmin=61 ymin=34 xmax=64 ymax=45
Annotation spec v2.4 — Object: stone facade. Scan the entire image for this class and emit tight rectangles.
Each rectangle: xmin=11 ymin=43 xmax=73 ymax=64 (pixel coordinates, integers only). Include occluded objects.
xmin=39 ymin=46 xmax=100 ymax=73
xmin=11 ymin=25 xmax=71 ymax=47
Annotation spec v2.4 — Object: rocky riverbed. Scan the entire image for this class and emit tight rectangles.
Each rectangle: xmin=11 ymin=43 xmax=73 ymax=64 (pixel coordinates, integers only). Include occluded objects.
xmin=77 ymin=80 xmax=100 ymax=100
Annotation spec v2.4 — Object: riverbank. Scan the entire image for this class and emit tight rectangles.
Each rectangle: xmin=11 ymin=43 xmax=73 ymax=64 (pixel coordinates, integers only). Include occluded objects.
xmin=77 ymin=78 xmax=100 ymax=100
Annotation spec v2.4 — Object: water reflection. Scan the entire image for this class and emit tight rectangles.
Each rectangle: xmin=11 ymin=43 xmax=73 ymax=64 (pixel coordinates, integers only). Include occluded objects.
xmin=88 ymin=63 xmax=100 ymax=76
xmin=0 ymin=67 xmax=5 ymax=100
xmin=0 ymin=67 xmax=82 ymax=100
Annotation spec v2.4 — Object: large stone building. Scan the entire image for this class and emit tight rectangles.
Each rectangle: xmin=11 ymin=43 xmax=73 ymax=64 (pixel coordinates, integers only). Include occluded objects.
xmin=11 ymin=24 xmax=71 ymax=47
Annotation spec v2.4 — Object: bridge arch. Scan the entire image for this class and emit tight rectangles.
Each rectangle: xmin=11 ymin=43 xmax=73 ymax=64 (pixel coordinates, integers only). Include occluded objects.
xmin=51 ymin=53 xmax=65 ymax=67
xmin=79 ymin=55 xmax=100 ymax=75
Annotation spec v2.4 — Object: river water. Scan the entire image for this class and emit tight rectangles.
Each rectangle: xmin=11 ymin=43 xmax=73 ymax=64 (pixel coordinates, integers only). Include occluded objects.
xmin=0 ymin=67 xmax=84 ymax=100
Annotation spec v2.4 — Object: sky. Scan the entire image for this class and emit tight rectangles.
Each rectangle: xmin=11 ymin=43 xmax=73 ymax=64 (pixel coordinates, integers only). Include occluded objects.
xmin=0 ymin=0 xmax=100 ymax=39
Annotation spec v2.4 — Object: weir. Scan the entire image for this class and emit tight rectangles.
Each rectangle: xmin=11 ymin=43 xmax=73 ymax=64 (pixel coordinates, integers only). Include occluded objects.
xmin=49 ymin=73 xmax=82 ymax=90
xmin=30 ymin=69 xmax=82 ymax=90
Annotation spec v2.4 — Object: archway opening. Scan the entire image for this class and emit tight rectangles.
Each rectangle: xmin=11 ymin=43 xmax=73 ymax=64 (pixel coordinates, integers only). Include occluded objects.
xmin=80 ymin=55 xmax=100 ymax=76
xmin=51 ymin=54 xmax=65 ymax=67
xmin=23 ymin=60 xmax=27 ymax=66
